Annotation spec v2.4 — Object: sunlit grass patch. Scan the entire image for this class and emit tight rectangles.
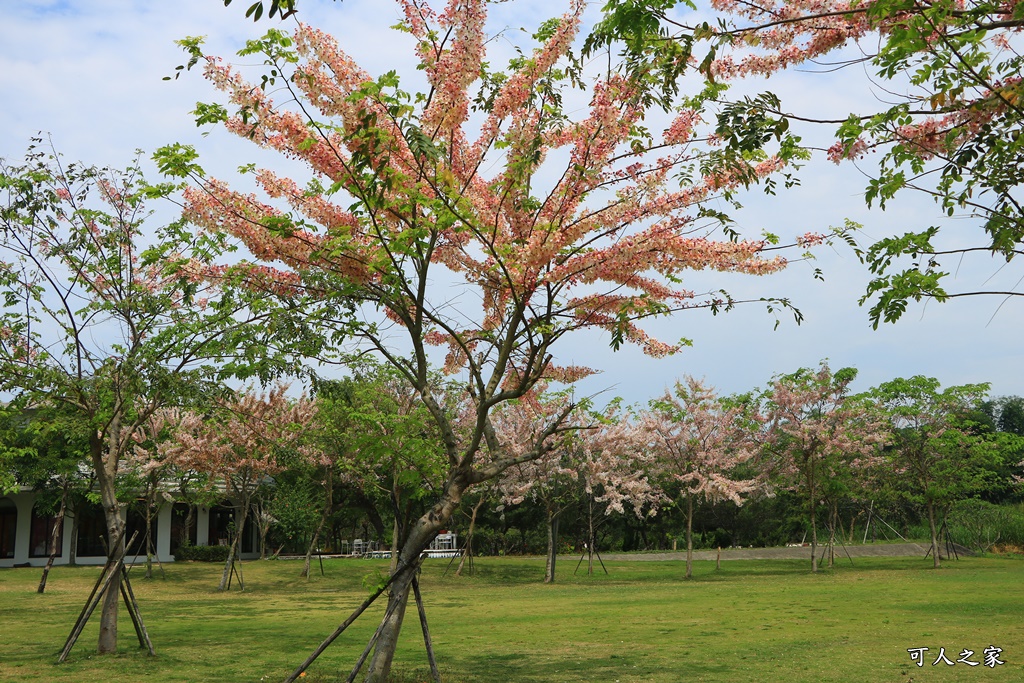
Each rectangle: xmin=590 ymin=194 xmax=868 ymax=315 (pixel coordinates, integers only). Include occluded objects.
xmin=0 ymin=555 xmax=1021 ymax=682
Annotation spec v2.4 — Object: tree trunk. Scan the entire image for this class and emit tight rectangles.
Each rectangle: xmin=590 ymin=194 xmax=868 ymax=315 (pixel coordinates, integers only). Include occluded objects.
xmin=829 ymin=503 xmax=838 ymax=568
xmin=182 ymin=503 xmax=195 ymax=548
xmin=807 ymin=463 xmax=818 ymax=574
xmin=144 ymin=490 xmax=155 ymax=579
xmin=303 ymin=473 xmax=333 ymax=579
xmin=37 ymin=485 xmax=68 ymax=594
xmin=390 ymin=514 xmax=401 ymax=574
xmin=455 ymin=496 xmax=484 ymax=577
xmin=809 ymin=505 xmax=818 ymax=574
xmin=219 ymin=504 xmax=248 ymax=591
xmin=93 ymin=431 xmax=125 ymax=654
xmin=544 ymin=508 xmax=559 ymax=584
xmin=927 ymin=500 xmax=940 ymax=569
xmin=302 ymin=528 xmax=320 ymax=579
xmin=302 ymin=505 xmax=328 ymax=579
xmin=364 ymin=477 xmax=465 ymax=683
xmin=685 ymin=495 xmax=694 ymax=580
xmin=98 ymin=496 xmax=124 ymax=653
xmin=259 ymin=510 xmax=270 ymax=561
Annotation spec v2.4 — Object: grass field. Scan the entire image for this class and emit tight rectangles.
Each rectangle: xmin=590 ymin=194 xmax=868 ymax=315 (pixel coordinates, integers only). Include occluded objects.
xmin=0 ymin=554 xmax=1021 ymax=682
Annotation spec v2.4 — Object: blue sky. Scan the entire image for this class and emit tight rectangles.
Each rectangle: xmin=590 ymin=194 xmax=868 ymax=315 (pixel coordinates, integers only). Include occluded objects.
xmin=1 ymin=0 xmax=1020 ymax=406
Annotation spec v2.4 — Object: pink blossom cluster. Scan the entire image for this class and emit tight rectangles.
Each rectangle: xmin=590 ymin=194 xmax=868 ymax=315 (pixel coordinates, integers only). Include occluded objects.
xmin=180 ymin=0 xmax=829 ymax=381
xmin=710 ymin=0 xmax=1022 ymax=170
xmin=151 ymin=385 xmax=323 ymax=483
xmin=418 ymin=0 xmax=487 ymax=135
xmin=639 ymin=377 xmax=760 ymax=507
xmin=796 ymin=232 xmax=826 ymax=247
xmin=708 ymin=0 xmax=876 ymax=80
xmin=826 ymin=137 xmax=868 ymax=163
xmin=664 ymin=109 xmax=701 ymax=146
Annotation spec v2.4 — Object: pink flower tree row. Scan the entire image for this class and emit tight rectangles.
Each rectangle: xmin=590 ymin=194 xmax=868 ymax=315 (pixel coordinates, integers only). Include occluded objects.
xmin=588 ymin=363 xmax=992 ymax=574
xmin=491 ymin=364 xmax=898 ymax=576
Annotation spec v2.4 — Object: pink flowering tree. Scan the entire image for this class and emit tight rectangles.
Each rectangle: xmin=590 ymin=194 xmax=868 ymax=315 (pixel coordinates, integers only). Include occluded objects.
xmin=163 ymin=384 xmax=320 ymax=590
xmin=160 ymin=2 xmax=838 ymax=677
xmin=0 ymin=142 xmax=327 ymax=655
xmin=591 ymin=0 xmax=1024 ymax=322
xmin=641 ymin=377 xmax=759 ymax=578
xmin=763 ymin=363 xmax=885 ymax=572
xmin=492 ymin=395 xmax=663 ymax=581
xmin=491 ymin=390 xmax=585 ymax=583
xmin=127 ymin=408 xmax=192 ymax=579
xmin=576 ymin=405 xmax=667 ymax=571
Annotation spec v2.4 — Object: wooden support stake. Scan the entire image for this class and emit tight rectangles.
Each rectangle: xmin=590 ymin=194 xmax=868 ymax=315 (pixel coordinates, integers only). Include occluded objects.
xmin=227 ymin=558 xmax=245 ymax=591
xmin=282 ymin=560 xmax=413 ymax=683
xmin=442 ymin=547 xmax=461 ymax=577
xmin=120 ymin=566 xmax=155 ymax=654
xmin=863 ymin=500 xmax=874 ymax=544
xmin=833 ymin=528 xmax=855 ymax=567
xmin=345 ymin=580 xmax=409 ymax=683
xmin=345 ymin=615 xmax=386 ymax=683
xmin=58 ymin=562 xmax=117 ymax=663
xmin=413 ymin=576 xmax=441 ymax=683
xmin=57 ymin=531 xmax=139 ymax=663
xmin=119 ymin=579 xmax=146 ymax=649
xmin=62 ymin=556 xmax=113 ymax=648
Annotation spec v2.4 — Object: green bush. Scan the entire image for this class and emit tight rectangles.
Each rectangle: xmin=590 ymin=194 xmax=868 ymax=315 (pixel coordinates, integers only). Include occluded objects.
xmin=947 ymin=500 xmax=1024 ymax=552
xmin=173 ymin=544 xmax=231 ymax=562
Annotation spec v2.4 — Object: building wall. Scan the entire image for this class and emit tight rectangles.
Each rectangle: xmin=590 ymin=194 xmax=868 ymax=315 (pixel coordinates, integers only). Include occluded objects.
xmin=0 ymin=492 xmax=260 ymax=568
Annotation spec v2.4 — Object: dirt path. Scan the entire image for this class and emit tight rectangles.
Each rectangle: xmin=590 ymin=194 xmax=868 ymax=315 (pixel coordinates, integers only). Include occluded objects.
xmin=595 ymin=542 xmax=952 ymax=562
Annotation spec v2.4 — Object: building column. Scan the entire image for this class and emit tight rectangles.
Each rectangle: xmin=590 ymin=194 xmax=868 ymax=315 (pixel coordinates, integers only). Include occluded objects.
xmin=12 ymin=493 xmax=34 ymax=565
xmin=196 ymin=505 xmax=210 ymax=547
xmin=156 ymin=502 xmax=173 ymax=562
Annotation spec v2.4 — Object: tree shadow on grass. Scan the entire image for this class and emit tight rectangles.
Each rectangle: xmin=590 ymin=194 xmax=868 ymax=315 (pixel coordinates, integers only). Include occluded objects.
xmin=439 ymin=561 xmax=545 ymax=586
xmin=450 ymin=650 xmax=734 ymax=682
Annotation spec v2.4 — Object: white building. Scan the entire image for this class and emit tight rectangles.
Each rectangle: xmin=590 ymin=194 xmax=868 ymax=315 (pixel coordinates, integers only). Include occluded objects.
xmin=0 ymin=489 xmax=260 ymax=567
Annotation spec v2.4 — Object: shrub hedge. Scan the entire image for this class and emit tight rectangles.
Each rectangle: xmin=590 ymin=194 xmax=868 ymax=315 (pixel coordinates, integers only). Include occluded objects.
xmin=173 ymin=544 xmax=231 ymax=562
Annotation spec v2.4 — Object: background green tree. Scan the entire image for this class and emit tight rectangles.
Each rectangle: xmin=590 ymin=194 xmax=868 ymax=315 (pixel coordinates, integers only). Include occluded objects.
xmin=870 ymin=376 xmax=996 ymax=567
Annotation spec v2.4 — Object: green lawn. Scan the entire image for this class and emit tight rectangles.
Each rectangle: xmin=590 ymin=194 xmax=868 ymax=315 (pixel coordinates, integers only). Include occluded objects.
xmin=1 ymin=555 xmax=1021 ymax=682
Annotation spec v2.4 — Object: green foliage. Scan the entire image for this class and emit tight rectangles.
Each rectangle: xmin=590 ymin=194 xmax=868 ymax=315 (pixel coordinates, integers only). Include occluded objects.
xmin=871 ymin=376 xmax=997 ymax=512
xmin=1 ymin=142 xmax=333 ymax=412
xmin=314 ymin=360 xmax=449 ymax=548
xmin=264 ymin=472 xmax=325 ymax=546
xmin=585 ymin=0 xmax=699 ymax=110
xmin=221 ymin=0 xmax=309 ymax=23
xmin=847 ymin=1 xmax=1024 ymax=320
xmin=588 ymin=0 xmax=1024 ymax=323
xmin=172 ymin=543 xmax=232 ymax=562
xmin=980 ymin=395 xmax=1024 ymax=437
xmin=0 ymin=401 xmax=95 ymax=501
xmin=947 ymin=499 xmax=1024 ymax=552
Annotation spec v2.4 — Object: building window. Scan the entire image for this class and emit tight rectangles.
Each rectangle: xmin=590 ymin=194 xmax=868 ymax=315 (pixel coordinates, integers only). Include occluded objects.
xmin=75 ymin=502 xmax=107 ymax=558
xmin=125 ymin=501 xmax=159 ymax=558
xmin=208 ymin=501 xmax=235 ymax=547
xmin=170 ymin=502 xmax=198 ymax=555
xmin=29 ymin=506 xmax=63 ymax=558
xmin=0 ymin=498 xmax=16 ymax=559
xmin=206 ymin=502 xmax=257 ymax=553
